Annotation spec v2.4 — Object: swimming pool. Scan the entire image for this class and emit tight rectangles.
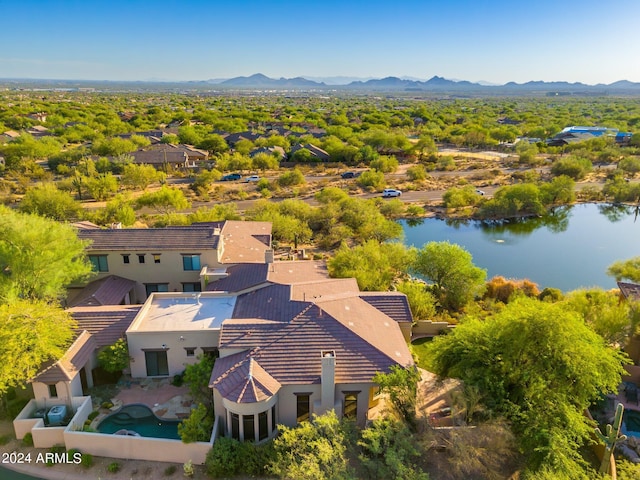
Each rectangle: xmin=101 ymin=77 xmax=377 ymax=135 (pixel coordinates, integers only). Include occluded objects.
xmin=97 ymin=404 xmax=181 ymax=440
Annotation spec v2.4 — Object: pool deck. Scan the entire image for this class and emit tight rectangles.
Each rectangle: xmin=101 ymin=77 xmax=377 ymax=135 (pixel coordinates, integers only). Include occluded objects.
xmin=100 ymin=378 xmax=196 ymax=420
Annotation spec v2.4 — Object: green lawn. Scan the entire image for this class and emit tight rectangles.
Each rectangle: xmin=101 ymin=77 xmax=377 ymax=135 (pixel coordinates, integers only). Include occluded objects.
xmin=411 ymin=337 xmax=433 ymax=370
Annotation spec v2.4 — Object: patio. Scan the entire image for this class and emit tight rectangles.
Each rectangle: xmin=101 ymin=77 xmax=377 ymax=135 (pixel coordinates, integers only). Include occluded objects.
xmin=90 ymin=377 xmax=196 ymax=421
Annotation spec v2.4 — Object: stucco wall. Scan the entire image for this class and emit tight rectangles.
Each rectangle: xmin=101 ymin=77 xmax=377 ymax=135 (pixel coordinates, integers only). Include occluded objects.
xmin=127 ymin=330 xmax=220 ymax=378
xmin=89 ymin=249 xmax=221 ymax=298
xmin=63 ymin=421 xmax=216 ymax=465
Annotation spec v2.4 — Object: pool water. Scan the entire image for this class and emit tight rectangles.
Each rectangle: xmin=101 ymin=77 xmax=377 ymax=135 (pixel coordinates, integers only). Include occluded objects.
xmin=97 ymin=404 xmax=181 ymax=440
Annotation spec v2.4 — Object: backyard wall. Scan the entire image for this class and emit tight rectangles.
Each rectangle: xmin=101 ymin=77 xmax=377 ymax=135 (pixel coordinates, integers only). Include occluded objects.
xmin=63 ymin=415 xmax=219 ymax=465
xmin=412 ymin=321 xmax=454 ymax=339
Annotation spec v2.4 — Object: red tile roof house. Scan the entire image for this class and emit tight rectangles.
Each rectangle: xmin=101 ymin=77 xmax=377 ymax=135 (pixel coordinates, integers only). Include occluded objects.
xmin=14 ymin=221 xmax=415 ymax=464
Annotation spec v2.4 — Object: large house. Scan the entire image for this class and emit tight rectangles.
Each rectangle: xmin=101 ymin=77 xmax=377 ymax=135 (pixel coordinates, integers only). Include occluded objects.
xmin=16 ymin=221 xmax=415 ymax=462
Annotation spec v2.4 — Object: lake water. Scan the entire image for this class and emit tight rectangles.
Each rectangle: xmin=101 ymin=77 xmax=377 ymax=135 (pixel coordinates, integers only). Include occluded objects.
xmin=400 ymin=203 xmax=640 ymax=292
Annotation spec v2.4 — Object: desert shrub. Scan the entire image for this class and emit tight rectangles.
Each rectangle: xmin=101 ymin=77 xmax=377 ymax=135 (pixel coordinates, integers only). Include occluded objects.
xmin=357 ymin=170 xmax=386 ymax=190
xmin=80 ymin=453 xmax=94 ymax=469
xmin=539 ymin=287 xmax=563 ymax=302
xmin=551 ymin=156 xmax=592 ymax=180
xmin=618 ymin=157 xmax=640 ymax=175
xmin=442 ymin=185 xmax=481 ymax=208
xmin=278 ymin=168 xmax=306 ymax=187
xmin=268 ymin=411 xmax=353 ymax=480
xmin=406 ymin=204 xmax=424 ymax=216
xmin=172 ymin=372 xmax=184 ymax=387
xmin=205 ymin=436 xmax=243 ymax=477
xmin=358 ymin=417 xmax=427 ymax=480
xmin=97 ymin=338 xmax=129 ymax=373
xmin=407 ymin=164 xmax=428 ymax=181
xmin=107 ymin=461 xmax=120 ymax=473
xmin=436 ymin=155 xmax=455 ymax=171
xmin=22 ymin=432 xmax=33 ymax=446
xmin=178 ymin=403 xmax=213 ymax=443
xmin=484 ymin=276 xmax=540 ymax=303
xmin=370 ymin=155 xmax=398 ymax=173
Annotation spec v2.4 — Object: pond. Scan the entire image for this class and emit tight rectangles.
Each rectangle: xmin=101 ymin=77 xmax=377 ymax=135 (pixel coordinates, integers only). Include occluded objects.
xmin=400 ymin=203 xmax=640 ymax=292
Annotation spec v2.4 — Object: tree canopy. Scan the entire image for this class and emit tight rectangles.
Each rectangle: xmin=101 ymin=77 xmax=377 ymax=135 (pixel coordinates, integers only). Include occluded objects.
xmin=0 ymin=300 xmax=76 ymax=395
xmin=0 ymin=206 xmax=93 ymax=302
xmin=608 ymin=256 xmax=640 ymax=283
xmin=427 ymin=297 xmax=629 ymax=475
xmin=412 ymin=241 xmax=486 ymax=310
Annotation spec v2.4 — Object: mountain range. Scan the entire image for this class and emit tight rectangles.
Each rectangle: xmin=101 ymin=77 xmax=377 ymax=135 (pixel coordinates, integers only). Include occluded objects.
xmin=3 ymin=74 xmax=640 ymax=94
xmin=207 ymin=73 xmax=640 ymax=93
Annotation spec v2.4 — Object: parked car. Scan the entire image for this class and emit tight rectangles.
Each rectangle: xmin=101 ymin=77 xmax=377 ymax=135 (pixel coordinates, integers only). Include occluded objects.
xmin=245 ymin=175 xmax=260 ymax=182
xmin=221 ymin=173 xmax=242 ymax=181
xmin=341 ymin=171 xmax=356 ymax=179
xmin=476 ymin=189 xmax=485 ymax=195
xmin=382 ymin=189 xmax=402 ymax=198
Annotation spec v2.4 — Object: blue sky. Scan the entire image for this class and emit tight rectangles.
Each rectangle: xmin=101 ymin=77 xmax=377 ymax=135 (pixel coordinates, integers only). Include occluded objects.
xmin=2 ymin=0 xmax=639 ymax=84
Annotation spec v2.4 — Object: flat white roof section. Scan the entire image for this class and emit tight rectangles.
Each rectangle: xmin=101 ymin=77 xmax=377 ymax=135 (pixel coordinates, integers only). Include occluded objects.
xmin=128 ymin=293 xmax=237 ymax=332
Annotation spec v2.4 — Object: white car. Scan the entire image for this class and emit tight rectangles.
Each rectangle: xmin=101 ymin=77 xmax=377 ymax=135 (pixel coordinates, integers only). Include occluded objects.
xmin=382 ymin=189 xmax=402 ymax=198
xmin=245 ymin=175 xmax=260 ymax=182
xmin=476 ymin=189 xmax=486 ymax=195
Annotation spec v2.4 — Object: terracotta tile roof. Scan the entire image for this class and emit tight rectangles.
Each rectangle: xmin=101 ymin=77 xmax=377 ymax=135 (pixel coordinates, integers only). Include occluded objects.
xmin=219 ymin=298 xmax=413 ymax=385
xmin=619 ymin=282 xmax=640 ymax=301
xmin=206 ymin=263 xmax=269 ymax=292
xmin=130 ymin=149 xmax=189 ymax=165
xmin=69 ymin=305 xmax=140 ymax=347
xmin=209 ymin=350 xmax=281 ymax=403
xmin=219 ymin=221 xmax=272 ymax=263
xmin=290 ymin=278 xmax=359 ymax=302
xmin=266 ymin=260 xmax=329 ymax=285
xmin=67 ymin=275 xmax=137 ymax=307
xmin=78 ymin=226 xmax=221 ymax=251
xmin=32 ymin=330 xmax=97 ymax=383
xmin=232 ymin=284 xmax=308 ymax=322
xmin=359 ymin=292 xmax=413 ymax=323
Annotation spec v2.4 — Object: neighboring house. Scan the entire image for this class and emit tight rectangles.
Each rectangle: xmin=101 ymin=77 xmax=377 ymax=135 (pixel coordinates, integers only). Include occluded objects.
xmin=27 ymin=125 xmax=50 ymax=138
xmin=249 ymin=146 xmax=285 ymax=159
xmin=129 ymin=149 xmax=194 ymax=169
xmin=289 ymin=143 xmax=331 ymax=161
xmin=76 ymin=221 xmax=272 ymax=299
xmin=147 ymin=143 xmax=209 ymax=163
xmin=222 ymin=131 xmax=262 ymax=146
xmin=546 ymin=126 xmax=632 ymax=146
xmin=27 ymin=112 xmax=47 ymax=123
xmin=0 ymin=130 xmax=20 ymax=143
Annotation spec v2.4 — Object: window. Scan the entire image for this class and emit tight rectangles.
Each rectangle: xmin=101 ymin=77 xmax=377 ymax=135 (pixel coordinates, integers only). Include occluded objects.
xmin=344 ymin=392 xmax=358 ymax=420
xmin=296 ymin=394 xmax=310 ymax=423
xmin=122 ymin=254 xmax=130 ymax=264
xmin=138 ymin=254 xmax=145 ymax=264
xmin=182 ymin=282 xmax=202 ymax=293
xmin=153 ymin=254 xmax=161 ymax=264
xmin=144 ymin=350 xmax=169 ymax=376
xmin=202 ymin=347 xmax=219 ymax=359
xmin=145 ymin=283 xmax=169 ymax=297
xmin=271 ymin=405 xmax=276 ymax=431
xmin=48 ymin=384 xmax=58 ymax=398
xmin=243 ymin=414 xmax=255 ymax=442
xmin=231 ymin=413 xmax=239 ymax=440
xmin=89 ymin=255 xmax=108 ymax=272
xmin=259 ymin=411 xmax=269 ymax=441
xmin=185 ymin=348 xmax=195 ymax=357
xmin=182 ymin=254 xmax=201 ymax=271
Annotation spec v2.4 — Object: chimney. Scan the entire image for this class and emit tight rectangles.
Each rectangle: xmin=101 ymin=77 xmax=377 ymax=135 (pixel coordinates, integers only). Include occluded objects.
xmin=320 ymin=350 xmax=335 ymax=412
xmin=265 ymin=249 xmax=274 ymax=264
